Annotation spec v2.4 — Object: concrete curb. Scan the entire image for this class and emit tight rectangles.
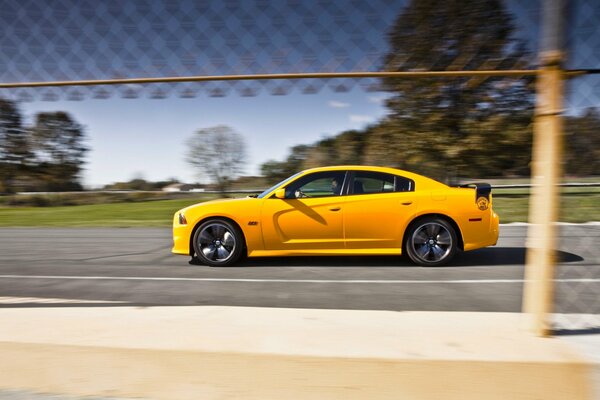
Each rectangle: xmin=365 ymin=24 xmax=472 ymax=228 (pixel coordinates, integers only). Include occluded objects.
xmin=0 ymin=307 xmax=596 ymax=399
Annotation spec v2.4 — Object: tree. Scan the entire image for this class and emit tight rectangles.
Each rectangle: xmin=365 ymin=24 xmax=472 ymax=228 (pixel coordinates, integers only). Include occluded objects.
xmin=332 ymin=130 xmax=366 ymax=165
xmin=186 ymin=125 xmax=247 ymax=193
xmin=261 ymin=1 xmax=538 ymax=181
xmin=260 ymin=160 xmax=290 ymax=184
xmin=260 ymin=144 xmax=311 ymax=183
xmin=375 ymin=0 xmax=534 ymax=180
xmin=564 ymin=108 xmax=600 ymax=176
xmin=30 ymin=112 xmax=88 ymax=191
xmin=302 ymin=137 xmax=337 ymax=169
xmin=0 ymin=99 xmax=30 ymax=193
xmin=259 ymin=130 xmax=369 ymax=183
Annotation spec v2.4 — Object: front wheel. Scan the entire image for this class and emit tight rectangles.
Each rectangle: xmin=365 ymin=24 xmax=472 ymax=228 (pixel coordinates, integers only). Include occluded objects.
xmin=405 ymin=217 xmax=457 ymax=267
xmin=192 ymin=219 xmax=244 ymax=267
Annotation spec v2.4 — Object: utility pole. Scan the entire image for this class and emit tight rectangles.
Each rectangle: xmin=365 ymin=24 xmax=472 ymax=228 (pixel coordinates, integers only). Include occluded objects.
xmin=523 ymin=0 xmax=567 ymax=336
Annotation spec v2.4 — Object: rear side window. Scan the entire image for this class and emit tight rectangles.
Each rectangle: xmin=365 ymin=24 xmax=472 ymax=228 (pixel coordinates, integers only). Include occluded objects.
xmin=395 ymin=175 xmax=414 ymax=192
xmin=351 ymin=171 xmax=414 ymax=195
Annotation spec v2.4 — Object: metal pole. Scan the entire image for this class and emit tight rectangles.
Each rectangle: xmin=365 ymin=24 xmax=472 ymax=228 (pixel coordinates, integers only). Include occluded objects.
xmin=0 ymin=70 xmax=540 ymax=89
xmin=522 ymin=0 xmax=566 ymax=337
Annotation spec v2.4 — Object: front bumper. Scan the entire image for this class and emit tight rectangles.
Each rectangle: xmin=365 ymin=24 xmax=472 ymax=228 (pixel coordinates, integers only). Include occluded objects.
xmin=172 ymin=212 xmax=192 ymax=255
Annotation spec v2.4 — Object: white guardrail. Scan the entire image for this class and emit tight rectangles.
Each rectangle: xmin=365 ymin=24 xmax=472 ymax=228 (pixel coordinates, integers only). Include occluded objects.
xmin=14 ymin=182 xmax=600 ymax=196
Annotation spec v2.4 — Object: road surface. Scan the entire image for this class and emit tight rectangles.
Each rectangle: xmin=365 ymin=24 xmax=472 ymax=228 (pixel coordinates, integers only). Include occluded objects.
xmin=0 ymin=225 xmax=598 ymax=316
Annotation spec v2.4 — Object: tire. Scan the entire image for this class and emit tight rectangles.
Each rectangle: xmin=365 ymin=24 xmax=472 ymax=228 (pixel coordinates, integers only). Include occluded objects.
xmin=405 ymin=217 xmax=457 ymax=267
xmin=192 ymin=219 xmax=244 ymax=267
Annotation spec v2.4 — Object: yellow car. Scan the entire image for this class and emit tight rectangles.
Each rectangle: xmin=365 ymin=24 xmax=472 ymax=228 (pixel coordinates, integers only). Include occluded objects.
xmin=172 ymin=166 xmax=499 ymax=267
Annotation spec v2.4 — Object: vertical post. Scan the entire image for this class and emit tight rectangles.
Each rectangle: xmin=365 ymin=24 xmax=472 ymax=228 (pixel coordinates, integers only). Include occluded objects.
xmin=522 ymin=0 xmax=566 ymax=337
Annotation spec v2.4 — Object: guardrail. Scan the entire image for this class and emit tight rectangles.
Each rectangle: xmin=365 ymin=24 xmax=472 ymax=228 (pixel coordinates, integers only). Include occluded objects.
xmin=13 ymin=182 xmax=600 ymax=196
xmin=489 ymin=183 xmax=600 ymax=189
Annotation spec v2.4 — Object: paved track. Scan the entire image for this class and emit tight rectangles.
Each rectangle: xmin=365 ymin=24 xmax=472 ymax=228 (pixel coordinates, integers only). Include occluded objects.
xmin=0 ymin=225 xmax=598 ymax=313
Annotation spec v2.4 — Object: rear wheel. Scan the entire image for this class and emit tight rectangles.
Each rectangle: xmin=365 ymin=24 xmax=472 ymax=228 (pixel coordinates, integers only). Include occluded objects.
xmin=192 ymin=219 xmax=244 ymax=267
xmin=405 ymin=217 xmax=457 ymax=267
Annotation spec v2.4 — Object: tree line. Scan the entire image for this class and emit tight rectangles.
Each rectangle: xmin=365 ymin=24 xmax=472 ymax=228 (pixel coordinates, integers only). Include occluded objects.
xmin=259 ymin=109 xmax=600 ymax=184
xmin=260 ymin=0 xmax=599 ymax=183
xmin=0 ymin=99 xmax=87 ymax=193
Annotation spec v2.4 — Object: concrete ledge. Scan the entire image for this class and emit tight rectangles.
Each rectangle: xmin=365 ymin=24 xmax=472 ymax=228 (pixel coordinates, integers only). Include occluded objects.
xmin=0 ymin=307 xmax=595 ymax=399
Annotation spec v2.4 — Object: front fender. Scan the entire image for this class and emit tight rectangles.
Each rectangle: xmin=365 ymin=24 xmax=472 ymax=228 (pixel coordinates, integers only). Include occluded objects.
xmin=173 ymin=198 xmax=264 ymax=256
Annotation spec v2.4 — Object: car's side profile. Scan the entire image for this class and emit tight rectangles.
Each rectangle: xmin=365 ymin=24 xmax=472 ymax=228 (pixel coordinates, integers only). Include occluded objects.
xmin=172 ymin=166 xmax=499 ymax=267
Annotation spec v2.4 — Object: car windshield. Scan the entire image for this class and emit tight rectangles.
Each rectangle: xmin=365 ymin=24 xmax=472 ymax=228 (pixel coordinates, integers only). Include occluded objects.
xmin=257 ymin=172 xmax=303 ymax=199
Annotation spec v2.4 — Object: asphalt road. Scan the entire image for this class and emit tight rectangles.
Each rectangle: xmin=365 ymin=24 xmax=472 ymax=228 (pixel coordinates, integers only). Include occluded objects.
xmin=0 ymin=225 xmax=598 ymax=314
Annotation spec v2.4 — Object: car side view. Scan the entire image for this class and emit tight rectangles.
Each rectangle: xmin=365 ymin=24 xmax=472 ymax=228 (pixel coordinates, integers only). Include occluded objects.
xmin=172 ymin=166 xmax=499 ymax=267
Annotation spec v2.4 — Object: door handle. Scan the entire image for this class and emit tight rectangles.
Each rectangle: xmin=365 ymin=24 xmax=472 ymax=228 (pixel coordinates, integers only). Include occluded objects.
xmin=329 ymin=206 xmax=341 ymax=211
xmin=401 ymin=202 xmax=413 ymax=206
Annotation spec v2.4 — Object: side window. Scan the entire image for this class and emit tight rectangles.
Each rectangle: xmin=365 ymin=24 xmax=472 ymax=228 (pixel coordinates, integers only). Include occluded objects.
xmin=351 ymin=171 xmax=414 ymax=195
xmin=284 ymin=171 xmax=346 ymax=198
xmin=395 ymin=176 xmax=414 ymax=192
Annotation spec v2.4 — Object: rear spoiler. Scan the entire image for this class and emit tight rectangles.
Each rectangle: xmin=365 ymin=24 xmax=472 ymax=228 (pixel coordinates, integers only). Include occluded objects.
xmin=458 ymin=182 xmax=492 ymax=200
xmin=458 ymin=183 xmax=492 ymax=210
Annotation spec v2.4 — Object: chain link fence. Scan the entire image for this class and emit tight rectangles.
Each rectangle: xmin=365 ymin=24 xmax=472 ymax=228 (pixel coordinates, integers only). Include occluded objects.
xmin=551 ymin=0 xmax=600 ymax=333
xmin=0 ymin=0 xmax=599 ymax=333
xmin=0 ymin=0 xmax=407 ymax=100
xmin=553 ymin=221 xmax=600 ymax=332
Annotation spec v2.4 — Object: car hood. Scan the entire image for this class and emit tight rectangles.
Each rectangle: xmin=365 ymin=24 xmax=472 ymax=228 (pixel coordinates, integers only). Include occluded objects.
xmin=180 ymin=196 xmax=257 ymax=213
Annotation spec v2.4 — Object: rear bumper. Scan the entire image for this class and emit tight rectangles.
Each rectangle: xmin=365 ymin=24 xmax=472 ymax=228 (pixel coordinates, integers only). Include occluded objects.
xmin=462 ymin=210 xmax=499 ymax=251
xmin=491 ymin=211 xmax=500 ymax=245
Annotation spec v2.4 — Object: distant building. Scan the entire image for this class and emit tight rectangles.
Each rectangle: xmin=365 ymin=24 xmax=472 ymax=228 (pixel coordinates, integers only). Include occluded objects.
xmin=162 ymin=183 xmax=205 ymax=192
xmin=163 ymin=183 xmax=190 ymax=192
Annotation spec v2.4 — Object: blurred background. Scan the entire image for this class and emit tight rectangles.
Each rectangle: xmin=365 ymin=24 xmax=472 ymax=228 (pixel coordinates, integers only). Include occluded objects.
xmin=0 ymin=0 xmax=596 ymax=191
xmin=0 ymin=1 xmax=598 ymax=214
xmin=0 ymin=0 xmax=599 ymax=332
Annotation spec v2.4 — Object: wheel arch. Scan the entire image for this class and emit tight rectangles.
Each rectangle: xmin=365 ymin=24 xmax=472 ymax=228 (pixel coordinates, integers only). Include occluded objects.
xmin=189 ymin=216 xmax=248 ymax=257
xmin=402 ymin=213 xmax=464 ymax=252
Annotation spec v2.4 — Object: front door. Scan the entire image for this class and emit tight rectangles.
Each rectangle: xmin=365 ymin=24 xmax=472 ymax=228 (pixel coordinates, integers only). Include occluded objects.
xmin=260 ymin=171 xmax=347 ymax=250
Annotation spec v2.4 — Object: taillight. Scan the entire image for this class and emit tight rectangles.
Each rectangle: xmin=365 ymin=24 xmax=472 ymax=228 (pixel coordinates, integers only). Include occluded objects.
xmin=459 ymin=182 xmax=492 ymax=210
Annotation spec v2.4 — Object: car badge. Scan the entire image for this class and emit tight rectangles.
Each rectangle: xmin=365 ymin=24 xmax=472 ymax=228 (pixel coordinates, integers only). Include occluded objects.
xmin=476 ymin=197 xmax=489 ymax=211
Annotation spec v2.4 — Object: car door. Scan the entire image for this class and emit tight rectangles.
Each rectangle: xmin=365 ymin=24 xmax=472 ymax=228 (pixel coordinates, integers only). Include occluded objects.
xmin=343 ymin=171 xmax=417 ymax=249
xmin=260 ymin=171 xmax=347 ymax=250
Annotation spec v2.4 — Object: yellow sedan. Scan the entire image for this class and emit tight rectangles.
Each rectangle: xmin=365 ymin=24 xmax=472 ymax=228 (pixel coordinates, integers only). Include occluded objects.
xmin=173 ymin=166 xmax=499 ymax=267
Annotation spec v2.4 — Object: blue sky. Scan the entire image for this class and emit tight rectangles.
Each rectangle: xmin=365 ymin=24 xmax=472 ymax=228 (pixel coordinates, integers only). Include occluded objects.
xmin=6 ymin=0 xmax=599 ymax=187
xmin=20 ymin=88 xmax=390 ymax=187
xmin=4 ymin=0 xmax=401 ymax=187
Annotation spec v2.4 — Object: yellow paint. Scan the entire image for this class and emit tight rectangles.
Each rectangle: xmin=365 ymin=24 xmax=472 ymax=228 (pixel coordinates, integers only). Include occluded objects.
xmin=172 ymin=166 xmax=499 ymax=258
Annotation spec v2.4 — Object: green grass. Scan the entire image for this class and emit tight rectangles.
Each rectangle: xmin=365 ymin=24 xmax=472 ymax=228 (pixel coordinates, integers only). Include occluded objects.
xmin=0 ymin=198 xmax=209 ymax=227
xmin=0 ymin=192 xmax=598 ymax=227
xmin=492 ymin=192 xmax=600 ymax=223
xmin=491 ymin=196 xmax=529 ymax=223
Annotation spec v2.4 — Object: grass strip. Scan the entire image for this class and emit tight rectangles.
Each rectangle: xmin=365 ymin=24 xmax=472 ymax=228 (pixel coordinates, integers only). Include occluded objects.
xmin=0 ymin=193 xmax=598 ymax=227
xmin=0 ymin=198 xmax=203 ymax=227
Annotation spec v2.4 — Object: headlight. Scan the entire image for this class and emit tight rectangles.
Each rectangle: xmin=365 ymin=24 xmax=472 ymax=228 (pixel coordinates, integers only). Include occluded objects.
xmin=178 ymin=212 xmax=187 ymax=225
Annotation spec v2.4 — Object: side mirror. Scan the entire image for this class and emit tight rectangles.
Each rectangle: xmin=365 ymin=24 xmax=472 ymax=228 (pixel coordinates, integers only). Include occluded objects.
xmin=275 ymin=188 xmax=286 ymax=199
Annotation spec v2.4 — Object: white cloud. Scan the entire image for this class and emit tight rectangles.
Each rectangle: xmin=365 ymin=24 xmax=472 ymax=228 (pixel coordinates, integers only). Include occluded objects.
xmin=349 ymin=114 xmax=374 ymax=124
xmin=367 ymin=94 xmax=388 ymax=104
xmin=328 ymin=100 xmax=350 ymax=108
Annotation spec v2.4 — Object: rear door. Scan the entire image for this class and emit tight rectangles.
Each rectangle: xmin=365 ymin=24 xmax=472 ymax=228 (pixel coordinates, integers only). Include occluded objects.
xmin=343 ymin=171 xmax=417 ymax=249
